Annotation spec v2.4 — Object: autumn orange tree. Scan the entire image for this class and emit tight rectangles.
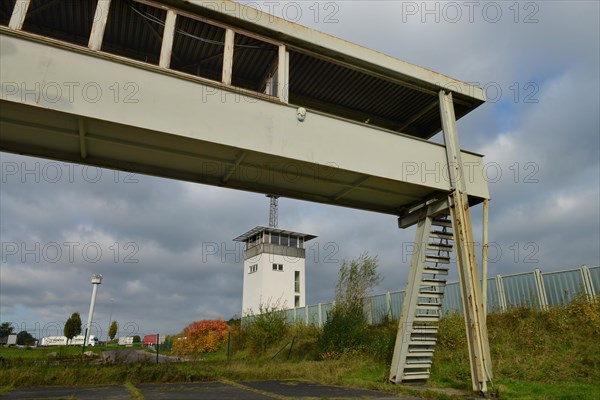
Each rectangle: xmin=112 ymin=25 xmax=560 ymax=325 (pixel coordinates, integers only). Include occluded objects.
xmin=173 ymin=319 xmax=229 ymax=355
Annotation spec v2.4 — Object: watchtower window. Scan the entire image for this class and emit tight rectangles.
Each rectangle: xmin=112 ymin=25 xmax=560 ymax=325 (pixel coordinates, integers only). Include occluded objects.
xmin=271 ymin=232 xmax=280 ymax=245
xmin=280 ymin=234 xmax=289 ymax=247
xmin=272 ymin=263 xmax=283 ymax=271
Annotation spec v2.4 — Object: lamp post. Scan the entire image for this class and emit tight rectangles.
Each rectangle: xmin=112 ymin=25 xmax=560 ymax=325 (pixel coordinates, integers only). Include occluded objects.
xmin=83 ymin=274 xmax=102 ymax=350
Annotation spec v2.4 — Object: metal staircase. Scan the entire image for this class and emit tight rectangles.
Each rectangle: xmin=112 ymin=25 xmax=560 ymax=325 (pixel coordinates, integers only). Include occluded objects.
xmin=390 ymin=214 xmax=453 ymax=382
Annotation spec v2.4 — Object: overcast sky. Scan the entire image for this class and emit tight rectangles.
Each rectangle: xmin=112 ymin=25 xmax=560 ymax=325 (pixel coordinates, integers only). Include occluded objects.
xmin=1 ymin=1 xmax=598 ymax=340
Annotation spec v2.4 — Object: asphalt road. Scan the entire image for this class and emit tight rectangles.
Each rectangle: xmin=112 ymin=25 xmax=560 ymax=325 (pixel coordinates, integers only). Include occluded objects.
xmin=1 ymin=380 xmax=420 ymax=399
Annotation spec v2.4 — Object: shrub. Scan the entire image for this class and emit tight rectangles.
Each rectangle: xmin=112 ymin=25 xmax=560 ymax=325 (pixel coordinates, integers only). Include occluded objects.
xmin=242 ymin=302 xmax=288 ymax=353
xmin=172 ymin=319 xmax=229 ymax=356
xmin=319 ymin=253 xmax=380 ymax=358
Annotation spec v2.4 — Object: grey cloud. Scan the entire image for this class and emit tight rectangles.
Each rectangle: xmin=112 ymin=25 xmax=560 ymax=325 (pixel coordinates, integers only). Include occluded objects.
xmin=1 ymin=1 xmax=598 ymax=337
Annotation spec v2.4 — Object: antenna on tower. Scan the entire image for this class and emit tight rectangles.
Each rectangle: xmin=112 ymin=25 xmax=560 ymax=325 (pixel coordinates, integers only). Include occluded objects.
xmin=267 ymin=194 xmax=279 ymax=228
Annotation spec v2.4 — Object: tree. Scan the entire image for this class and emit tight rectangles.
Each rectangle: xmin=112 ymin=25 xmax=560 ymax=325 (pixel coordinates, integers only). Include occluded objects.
xmin=16 ymin=330 xmax=36 ymax=346
xmin=334 ymin=252 xmax=380 ymax=314
xmin=0 ymin=322 xmax=15 ymax=338
xmin=320 ymin=253 xmax=380 ymax=356
xmin=172 ymin=319 xmax=229 ymax=356
xmin=64 ymin=312 xmax=82 ymax=340
xmin=132 ymin=335 xmax=141 ymax=343
xmin=109 ymin=321 xmax=118 ymax=341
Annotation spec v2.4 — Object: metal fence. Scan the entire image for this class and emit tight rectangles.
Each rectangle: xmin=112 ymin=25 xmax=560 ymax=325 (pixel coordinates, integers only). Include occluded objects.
xmin=285 ymin=265 xmax=599 ymax=326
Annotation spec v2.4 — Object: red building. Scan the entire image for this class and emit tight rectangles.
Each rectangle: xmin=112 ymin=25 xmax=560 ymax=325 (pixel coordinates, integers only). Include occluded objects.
xmin=143 ymin=334 xmax=164 ymax=346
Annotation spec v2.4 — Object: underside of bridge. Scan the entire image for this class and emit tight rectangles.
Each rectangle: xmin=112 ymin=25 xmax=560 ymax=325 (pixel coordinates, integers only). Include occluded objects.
xmin=1 ymin=0 xmax=492 ymax=393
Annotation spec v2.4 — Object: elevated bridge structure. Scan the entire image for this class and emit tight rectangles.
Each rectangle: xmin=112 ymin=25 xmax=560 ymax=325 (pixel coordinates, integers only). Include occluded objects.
xmin=0 ymin=0 xmax=492 ymax=392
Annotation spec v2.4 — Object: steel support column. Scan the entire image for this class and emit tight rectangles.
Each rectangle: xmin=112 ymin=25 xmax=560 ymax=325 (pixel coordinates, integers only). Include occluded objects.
xmin=439 ymin=90 xmax=492 ymax=393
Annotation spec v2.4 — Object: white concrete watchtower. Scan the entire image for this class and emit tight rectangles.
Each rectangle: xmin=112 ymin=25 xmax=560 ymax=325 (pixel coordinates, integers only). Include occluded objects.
xmin=233 ymin=197 xmax=316 ymax=316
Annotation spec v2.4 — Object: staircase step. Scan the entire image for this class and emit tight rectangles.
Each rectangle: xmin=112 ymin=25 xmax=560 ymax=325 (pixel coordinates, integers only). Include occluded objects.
xmin=427 ymin=243 xmax=453 ymax=251
xmin=425 ymin=255 xmax=451 ymax=264
xmin=408 ymin=349 xmax=434 ymax=356
xmin=415 ymin=315 xmax=440 ymax=322
xmin=417 ymin=303 xmax=442 ymax=310
xmin=423 ymin=267 xmax=449 ymax=275
xmin=430 ymin=231 xmax=453 ymax=240
xmin=411 ymin=333 xmax=438 ymax=340
xmin=419 ymin=290 xmax=444 ymax=298
xmin=412 ymin=326 xmax=438 ymax=333
xmin=402 ymin=372 xmax=430 ymax=380
xmin=405 ymin=362 xmax=432 ymax=369
xmin=432 ymin=219 xmax=452 ymax=228
xmin=410 ymin=338 xmax=437 ymax=347
xmin=421 ymin=278 xmax=446 ymax=287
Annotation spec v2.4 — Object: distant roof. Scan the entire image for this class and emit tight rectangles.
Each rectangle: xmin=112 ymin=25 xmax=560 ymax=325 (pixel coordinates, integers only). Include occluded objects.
xmin=233 ymin=226 xmax=317 ymax=242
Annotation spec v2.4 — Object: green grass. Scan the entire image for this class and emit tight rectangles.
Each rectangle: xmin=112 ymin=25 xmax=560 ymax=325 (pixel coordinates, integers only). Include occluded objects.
xmin=0 ymin=345 xmax=106 ymax=359
xmin=0 ymin=344 xmax=145 ymax=360
xmin=1 ymin=298 xmax=599 ymax=399
xmin=494 ymin=379 xmax=600 ymax=399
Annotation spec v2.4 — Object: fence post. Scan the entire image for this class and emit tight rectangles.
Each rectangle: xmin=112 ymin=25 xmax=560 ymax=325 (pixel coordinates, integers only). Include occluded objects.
xmin=227 ymin=331 xmax=231 ymax=362
xmin=305 ymin=306 xmax=309 ymax=325
xmin=386 ymin=291 xmax=391 ymax=318
xmin=581 ymin=265 xmax=596 ymax=301
xmin=533 ymin=268 xmax=548 ymax=310
xmin=293 ymin=307 xmax=297 ymax=323
xmin=496 ymin=275 xmax=507 ymax=312
xmin=318 ymin=303 xmax=322 ymax=328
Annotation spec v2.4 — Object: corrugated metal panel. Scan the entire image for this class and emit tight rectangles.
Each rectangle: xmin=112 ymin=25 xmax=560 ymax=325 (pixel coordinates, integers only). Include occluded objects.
xmin=321 ymin=302 xmax=334 ymax=322
xmin=285 ymin=309 xmax=295 ymax=324
xmin=441 ymin=282 xmax=462 ymax=315
xmin=232 ymin=33 xmax=277 ymax=91
xmin=307 ymin=304 xmax=320 ymax=325
xmin=170 ymin=13 xmax=225 ymax=82
xmin=543 ymin=269 xmax=584 ymax=306
xmin=486 ymin=278 xmax=501 ymax=312
xmin=370 ymin=293 xmax=388 ymax=324
xmin=589 ymin=266 xmax=600 ymax=294
xmin=289 ymin=51 xmax=439 ymax=138
xmin=0 ymin=0 xmax=18 ymax=26
xmin=390 ymin=291 xmax=404 ymax=320
xmin=503 ymin=272 xmax=538 ymax=308
xmin=21 ymin=0 xmax=96 ymax=46
xmin=102 ymin=0 xmax=166 ymax=65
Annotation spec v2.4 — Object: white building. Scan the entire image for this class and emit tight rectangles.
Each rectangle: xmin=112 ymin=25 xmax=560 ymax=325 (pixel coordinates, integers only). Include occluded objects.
xmin=234 ymin=226 xmax=317 ymax=316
